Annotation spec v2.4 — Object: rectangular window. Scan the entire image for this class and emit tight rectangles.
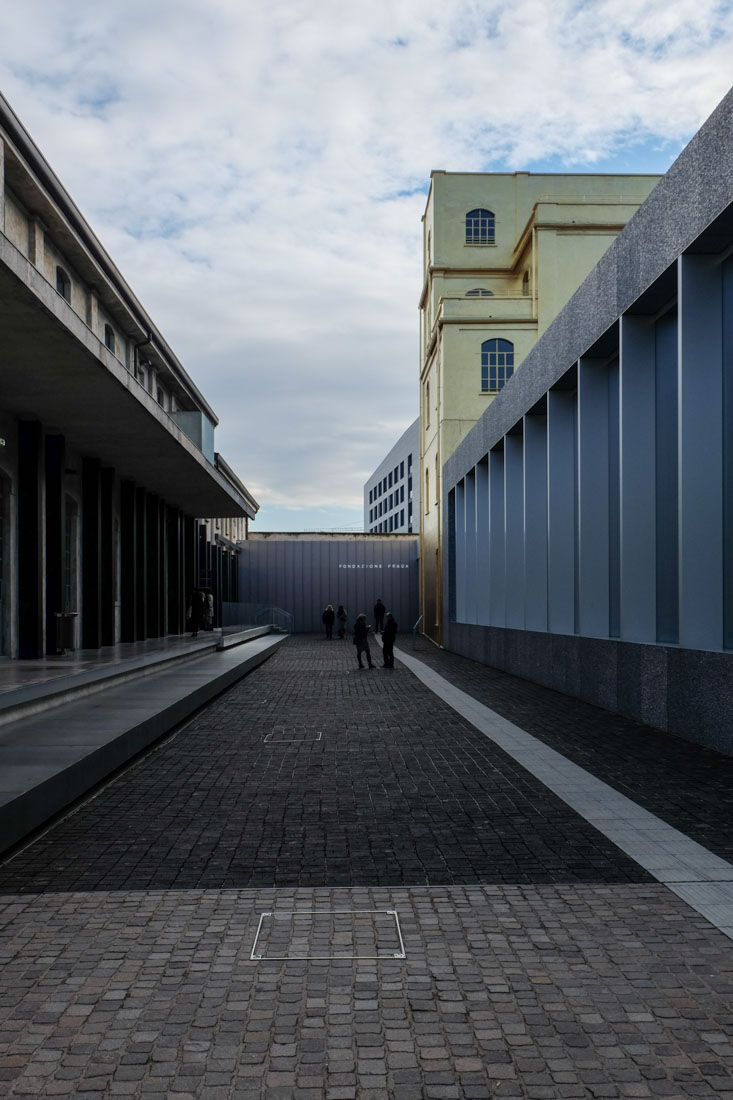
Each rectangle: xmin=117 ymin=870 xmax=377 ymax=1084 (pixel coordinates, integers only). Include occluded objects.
xmin=394 ymin=465 xmax=398 ymax=481
xmin=408 ymin=453 xmax=412 ymax=469
xmin=400 ymin=461 xmax=405 ymax=478
xmin=388 ymin=516 xmax=393 ymax=532
xmin=388 ymin=471 xmax=393 ymax=488
xmin=400 ymin=485 xmax=405 ymax=503
xmin=400 ymin=509 xmax=404 ymax=526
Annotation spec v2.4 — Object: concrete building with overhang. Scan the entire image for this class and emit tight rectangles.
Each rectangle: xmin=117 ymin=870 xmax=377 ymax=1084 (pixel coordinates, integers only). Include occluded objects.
xmin=419 ymin=170 xmax=661 ymax=642
xmin=0 ymin=93 xmax=258 ymax=658
xmin=442 ymin=87 xmax=733 ymax=755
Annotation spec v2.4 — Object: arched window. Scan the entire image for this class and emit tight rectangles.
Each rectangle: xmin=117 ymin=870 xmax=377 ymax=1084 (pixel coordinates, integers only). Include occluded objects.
xmin=465 ymin=208 xmax=495 ymax=245
xmin=56 ymin=266 xmax=71 ymax=302
xmin=465 ymin=288 xmax=494 ymax=297
xmin=104 ymin=324 xmax=115 ymax=353
xmin=481 ymin=338 xmax=514 ymax=393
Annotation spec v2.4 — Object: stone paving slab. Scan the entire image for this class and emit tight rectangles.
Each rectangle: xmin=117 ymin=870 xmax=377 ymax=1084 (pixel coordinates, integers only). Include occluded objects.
xmin=404 ymin=638 xmax=733 ymax=866
xmin=0 ymin=885 xmax=732 ymax=1099
xmin=0 ymin=637 xmax=649 ymax=892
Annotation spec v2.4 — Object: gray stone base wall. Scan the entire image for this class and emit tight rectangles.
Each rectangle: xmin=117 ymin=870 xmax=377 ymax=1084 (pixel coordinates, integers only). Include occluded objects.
xmin=443 ymin=622 xmax=733 ymax=757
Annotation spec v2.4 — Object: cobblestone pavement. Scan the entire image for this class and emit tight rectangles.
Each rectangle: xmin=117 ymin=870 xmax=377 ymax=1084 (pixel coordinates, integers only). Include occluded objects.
xmin=0 ymin=638 xmax=648 ymax=892
xmin=1 ymin=885 xmax=732 ymax=1098
xmin=1 ymin=635 xmax=732 ymax=1099
xmin=406 ymin=638 xmax=733 ymax=867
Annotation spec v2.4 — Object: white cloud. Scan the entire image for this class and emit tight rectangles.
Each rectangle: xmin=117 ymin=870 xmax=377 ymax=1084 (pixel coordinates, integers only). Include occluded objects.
xmin=1 ymin=0 xmax=731 ymax=528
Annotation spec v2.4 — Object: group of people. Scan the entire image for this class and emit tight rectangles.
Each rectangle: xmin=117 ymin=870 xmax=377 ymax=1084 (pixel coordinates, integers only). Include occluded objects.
xmin=188 ymin=588 xmax=214 ymax=636
xmin=321 ymin=603 xmax=348 ymax=640
xmin=322 ymin=598 xmax=397 ymax=670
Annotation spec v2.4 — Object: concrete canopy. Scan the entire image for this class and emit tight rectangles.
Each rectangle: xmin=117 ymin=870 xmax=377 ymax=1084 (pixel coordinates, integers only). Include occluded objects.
xmin=0 ymin=236 xmax=255 ymax=518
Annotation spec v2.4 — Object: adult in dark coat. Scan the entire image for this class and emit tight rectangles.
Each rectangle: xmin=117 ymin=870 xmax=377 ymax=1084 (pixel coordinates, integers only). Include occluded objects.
xmin=373 ymin=598 xmax=386 ymax=633
xmin=353 ymin=614 xmax=374 ymax=669
xmin=336 ymin=605 xmax=348 ymax=638
xmin=322 ymin=604 xmax=335 ymax=639
xmin=381 ymin=612 xmax=397 ymax=668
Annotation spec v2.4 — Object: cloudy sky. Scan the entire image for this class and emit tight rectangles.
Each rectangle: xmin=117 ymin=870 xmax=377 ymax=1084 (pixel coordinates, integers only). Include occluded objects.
xmin=1 ymin=1 xmax=731 ymax=530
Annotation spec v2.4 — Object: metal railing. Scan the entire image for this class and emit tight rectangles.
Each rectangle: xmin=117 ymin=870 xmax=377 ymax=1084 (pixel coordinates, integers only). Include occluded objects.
xmin=220 ymin=602 xmax=293 ymax=636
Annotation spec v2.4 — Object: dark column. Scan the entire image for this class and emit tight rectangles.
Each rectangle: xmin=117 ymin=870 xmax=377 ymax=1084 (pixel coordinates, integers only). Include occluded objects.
xmin=159 ymin=503 xmax=168 ymax=635
xmin=232 ymin=549 xmax=239 ymax=602
xmin=100 ymin=467 xmax=116 ymax=646
xmin=167 ymin=507 xmax=183 ymax=634
xmin=81 ymin=457 xmax=102 ymax=649
xmin=135 ymin=488 xmax=147 ymax=640
xmin=18 ymin=421 xmax=44 ymax=658
xmin=45 ymin=434 xmax=65 ymax=654
xmin=198 ymin=523 xmax=208 ymax=589
xmin=146 ymin=494 xmax=161 ymax=638
xmin=120 ymin=481 xmax=137 ymax=642
xmin=183 ymin=515 xmax=196 ymax=613
xmin=214 ymin=544 xmax=223 ymax=624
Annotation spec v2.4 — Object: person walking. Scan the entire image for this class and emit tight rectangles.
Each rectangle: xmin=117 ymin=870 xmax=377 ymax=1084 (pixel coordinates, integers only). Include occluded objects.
xmin=373 ymin=598 xmax=386 ymax=633
xmin=322 ymin=604 xmax=335 ymax=639
xmin=353 ymin=613 xmax=374 ymax=669
xmin=381 ymin=612 xmax=397 ymax=669
xmin=188 ymin=588 xmax=206 ymax=637
xmin=336 ymin=605 xmax=348 ymax=639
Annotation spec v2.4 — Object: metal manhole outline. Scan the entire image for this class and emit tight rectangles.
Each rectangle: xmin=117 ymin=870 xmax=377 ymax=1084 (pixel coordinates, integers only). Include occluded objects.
xmin=250 ymin=908 xmax=406 ymax=960
xmin=263 ymin=728 xmax=324 ymax=743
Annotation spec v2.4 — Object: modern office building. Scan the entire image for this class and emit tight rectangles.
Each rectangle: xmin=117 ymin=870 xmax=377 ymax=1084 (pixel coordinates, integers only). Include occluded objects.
xmin=0 ymin=92 xmax=258 ymax=658
xmin=442 ymin=87 xmax=733 ymax=754
xmin=364 ymin=417 xmax=419 ymax=534
xmin=420 ymin=170 xmax=661 ymax=641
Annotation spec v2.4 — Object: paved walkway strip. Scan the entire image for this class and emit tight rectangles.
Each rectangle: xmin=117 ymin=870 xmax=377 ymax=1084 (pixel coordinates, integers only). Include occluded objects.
xmin=395 ymin=645 xmax=733 ymax=940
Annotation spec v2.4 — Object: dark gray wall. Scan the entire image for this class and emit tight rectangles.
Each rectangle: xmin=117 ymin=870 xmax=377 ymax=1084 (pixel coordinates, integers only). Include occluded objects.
xmin=445 ymin=622 xmax=733 ymax=756
xmin=239 ymin=535 xmax=419 ymax=633
xmin=440 ymin=87 xmax=733 ymax=757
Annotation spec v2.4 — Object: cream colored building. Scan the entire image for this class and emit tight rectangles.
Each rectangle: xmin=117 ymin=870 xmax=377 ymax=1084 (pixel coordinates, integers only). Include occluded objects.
xmin=419 ymin=170 xmax=661 ymax=643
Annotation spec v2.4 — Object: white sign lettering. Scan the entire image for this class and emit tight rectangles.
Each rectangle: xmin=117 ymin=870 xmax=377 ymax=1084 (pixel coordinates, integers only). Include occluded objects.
xmin=337 ymin=563 xmax=409 ymax=570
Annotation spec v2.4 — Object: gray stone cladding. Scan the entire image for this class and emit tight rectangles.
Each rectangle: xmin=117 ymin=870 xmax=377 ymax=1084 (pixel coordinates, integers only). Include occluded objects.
xmin=441 ymin=87 xmax=733 ymax=753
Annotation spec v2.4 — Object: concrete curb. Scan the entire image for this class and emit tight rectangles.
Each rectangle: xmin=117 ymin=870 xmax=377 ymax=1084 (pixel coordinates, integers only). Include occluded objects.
xmin=0 ymin=634 xmax=287 ymax=857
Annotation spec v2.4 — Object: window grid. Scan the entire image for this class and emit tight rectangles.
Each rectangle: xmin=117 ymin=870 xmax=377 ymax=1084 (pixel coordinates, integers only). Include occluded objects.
xmin=481 ymin=339 xmax=515 ymax=393
xmin=465 ymin=208 xmax=495 ymax=245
